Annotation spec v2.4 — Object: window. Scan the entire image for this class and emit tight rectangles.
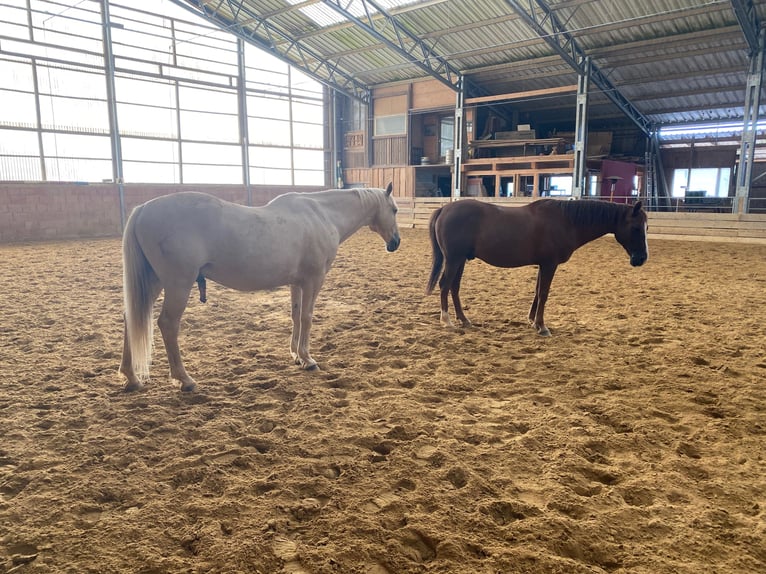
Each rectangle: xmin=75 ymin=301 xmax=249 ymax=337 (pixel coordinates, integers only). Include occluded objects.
xmin=374 ymin=114 xmax=406 ymax=137
xmin=373 ymin=93 xmax=407 ymax=137
xmin=344 ymin=97 xmax=366 ymax=133
xmin=671 ymin=168 xmax=731 ymax=198
xmin=439 ymin=116 xmax=454 ymax=159
xmin=548 ymin=175 xmax=572 ymax=196
xmin=0 ymin=1 xmax=327 ymax=184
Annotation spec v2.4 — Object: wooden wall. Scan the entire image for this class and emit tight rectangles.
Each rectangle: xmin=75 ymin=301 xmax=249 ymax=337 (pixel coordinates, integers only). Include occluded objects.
xmin=342 ymin=167 xmax=412 ymax=198
xmin=372 ymin=135 xmax=408 ymax=166
xmin=411 ymin=80 xmax=455 ymax=110
xmin=4 ymin=182 xmax=763 ymax=244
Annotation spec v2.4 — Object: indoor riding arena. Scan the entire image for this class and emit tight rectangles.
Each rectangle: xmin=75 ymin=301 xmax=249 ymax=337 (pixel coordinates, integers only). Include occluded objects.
xmin=1 ymin=227 xmax=766 ymax=573
xmin=2 ymin=1 xmax=766 ymax=574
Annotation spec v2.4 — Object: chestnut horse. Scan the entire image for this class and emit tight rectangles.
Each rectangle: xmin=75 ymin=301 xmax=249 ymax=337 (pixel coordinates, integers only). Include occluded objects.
xmin=120 ymin=184 xmax=400 ymax=392
xmin=426 ymin=198 xmax=648 ymax=335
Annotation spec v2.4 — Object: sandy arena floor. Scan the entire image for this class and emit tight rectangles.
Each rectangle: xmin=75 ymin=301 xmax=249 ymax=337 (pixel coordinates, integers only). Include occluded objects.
xmin=1 ymin=227 xmax=765 ymax=573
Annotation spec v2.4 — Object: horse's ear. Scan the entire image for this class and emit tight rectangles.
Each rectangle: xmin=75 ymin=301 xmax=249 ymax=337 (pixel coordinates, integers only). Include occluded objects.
xmin=385 ymin=182 xmax=393 ymax=196
xmin=632 ymin=200 xmax=643 ymax=215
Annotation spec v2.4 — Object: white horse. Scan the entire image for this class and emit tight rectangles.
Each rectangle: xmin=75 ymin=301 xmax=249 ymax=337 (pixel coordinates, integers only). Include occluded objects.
xmin=119 ymin=184 xmax=400 ymax=392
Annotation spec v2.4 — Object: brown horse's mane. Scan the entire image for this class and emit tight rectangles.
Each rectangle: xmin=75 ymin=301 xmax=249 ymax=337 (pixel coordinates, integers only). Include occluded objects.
xmin=547 ymin=198 xmax=630 ymax=227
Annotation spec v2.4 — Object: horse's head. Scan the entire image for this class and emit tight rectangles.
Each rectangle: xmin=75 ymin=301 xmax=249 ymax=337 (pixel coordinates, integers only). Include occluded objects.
xmin=614 ymin=201 xmax=648 ymax=267
xmin=368 ymin=182 xmax=401 ymax=252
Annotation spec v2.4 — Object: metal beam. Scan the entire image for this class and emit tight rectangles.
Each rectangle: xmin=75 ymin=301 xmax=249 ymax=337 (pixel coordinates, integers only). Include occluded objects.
xmin=735 ymin=29 xmax=764 ymax=213
xmin=170 ymin=0 xmax=371 ymax=103
xmin=503 ymin=0 xmax=654 ymax=137
xmin=319 ymin=0 xmax=462 ymax=93
xmin=101 ymin=0 xmax=125 ymax=228
xmin=294 ymin=0 xmax=451 ymax=41
xmin=730 ymin=0 xmax=760 ymax=55
xmin=453 ymin=76 xmax=464 ymax=198
xmin=236 ymin=38 xmax=251 ymax=205
xmin=572 ymin=57 xmax=589 ymax=199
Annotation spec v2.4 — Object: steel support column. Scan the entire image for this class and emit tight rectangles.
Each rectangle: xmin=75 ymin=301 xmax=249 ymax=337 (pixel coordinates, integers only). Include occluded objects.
xmin=572 ymin=57 xmax=590 ymax=199
xmin=101 ymin=0 xmax=125 ymax=228
xmin=453 ymin=76 xmax=465 ymax=198
xmin=331 ymin=89 xmax=343 ymax=188
xmin=735 ymin=29 xmax=764 ymax=213
xmin=652 ymin=132 xmax=671 ymax=210
xmin=236 ymin=39 xmax=252 ymax=205
xmin=644 ymin=136 xmax=655 ymax=210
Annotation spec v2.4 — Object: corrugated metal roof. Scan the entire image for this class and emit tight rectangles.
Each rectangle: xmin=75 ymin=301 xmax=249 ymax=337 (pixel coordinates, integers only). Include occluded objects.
xmin=175 ymin=0 xmax=765 ymax=130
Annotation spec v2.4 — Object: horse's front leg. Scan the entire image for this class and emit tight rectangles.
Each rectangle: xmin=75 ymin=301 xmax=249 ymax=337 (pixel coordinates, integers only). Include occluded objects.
xmin=294 ymin=276 xmax=324 ymax=371
xmin=531 ymin=264 xmax=557 ymax=337
xmin=289 ymin=284 xmax=302 ymax=364
xmin=528 ymin=270 xmax=540 ymax=325
xmin=157 ymin=284 xmax=197 ymax=391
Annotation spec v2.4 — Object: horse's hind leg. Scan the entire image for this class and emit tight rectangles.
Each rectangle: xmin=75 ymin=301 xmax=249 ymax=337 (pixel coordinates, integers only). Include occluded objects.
xmin=450 ymin=261 xmax=472 ymax=328
xmin=530 ymin=264 xmax=557 ymax=337
xmin=120 ymin=279 xmax=162 ymax=392
xmin=293 ymin=275 xmax=324 ymax=370
xmin=438 ymin=258 xmax=464 ymax=328
xmin=289 ymin=284 xmax=302 ymax=364
xmin=120 ymin=322 xmax=143 ymax=392
xmin=158 ymin=283 xmax=197 ymax=391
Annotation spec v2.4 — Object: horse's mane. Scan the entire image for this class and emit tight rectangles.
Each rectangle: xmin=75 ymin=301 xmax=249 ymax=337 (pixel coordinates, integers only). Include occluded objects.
xmin=352 ymin=187 xmax=386 ymax=211
xmin=548 ymin=198 xmax=629 ymax=227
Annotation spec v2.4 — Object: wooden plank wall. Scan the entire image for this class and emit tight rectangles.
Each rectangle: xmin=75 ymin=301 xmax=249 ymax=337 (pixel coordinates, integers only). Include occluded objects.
xmin=396 ymin=197 xmax=766 ymax=244
xmin=372 ymin=135 xmax=408 ymax=166
xmin=648 ymin=211 xmax=766 ymax=243
xmin=343 ymin=167 xmax=412 ymax=199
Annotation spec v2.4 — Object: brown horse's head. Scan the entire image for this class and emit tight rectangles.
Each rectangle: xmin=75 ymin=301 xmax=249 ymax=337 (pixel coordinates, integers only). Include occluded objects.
xmin=614 ymin=201 xmax=648 ymax=267
xmin=368 ymin=182 xmax=401 ymax=252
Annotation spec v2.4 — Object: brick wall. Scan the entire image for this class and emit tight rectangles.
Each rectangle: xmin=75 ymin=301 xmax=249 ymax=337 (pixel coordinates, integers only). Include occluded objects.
xmin=0 ymin=183 xmax=325 ymax=243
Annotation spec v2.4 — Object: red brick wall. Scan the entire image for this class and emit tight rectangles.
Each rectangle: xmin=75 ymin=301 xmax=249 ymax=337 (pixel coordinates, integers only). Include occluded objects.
xmin=0 ymin=183 xmax=325 ymax=243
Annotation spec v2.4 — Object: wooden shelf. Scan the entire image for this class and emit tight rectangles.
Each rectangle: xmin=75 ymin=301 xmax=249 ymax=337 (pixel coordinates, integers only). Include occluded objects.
xmin=462 ymin=153 xmax=576 ymax=198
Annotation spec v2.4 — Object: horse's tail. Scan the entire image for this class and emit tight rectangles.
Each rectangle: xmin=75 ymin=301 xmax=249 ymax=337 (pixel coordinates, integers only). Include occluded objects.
xmin=425 ymin=206 xmax=445 ymax=295
xmin=122 ymin=205 xmax=156 ymax=382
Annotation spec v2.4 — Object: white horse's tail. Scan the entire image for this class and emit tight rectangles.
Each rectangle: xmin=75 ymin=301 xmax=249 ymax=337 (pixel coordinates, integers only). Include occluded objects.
xmin=122 ymin=206 xmax=155 ymax=382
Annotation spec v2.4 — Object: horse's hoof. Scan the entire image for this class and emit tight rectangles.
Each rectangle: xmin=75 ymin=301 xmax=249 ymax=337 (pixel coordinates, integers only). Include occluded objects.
xmin=304 ymin=363 xmax=320 ymax=372
xmin=123 ymin=380 xmax=144 ymax=392
xmin=180 ymin=381 xmax=197 ymax=392
xmin=537 ymin=328 xmax=551 ymax=337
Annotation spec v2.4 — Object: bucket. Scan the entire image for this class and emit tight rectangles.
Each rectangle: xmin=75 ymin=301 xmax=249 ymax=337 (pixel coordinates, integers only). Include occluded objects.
xmin=467 ymin=177 xmax=482 ymax=197
xmin=444 ymin=149 xmax=454 ymax=164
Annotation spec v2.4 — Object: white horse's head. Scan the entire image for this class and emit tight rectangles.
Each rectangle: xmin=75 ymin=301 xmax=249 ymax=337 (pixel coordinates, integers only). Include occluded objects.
xmin=367 ymin=182 xmax=401 ymax=252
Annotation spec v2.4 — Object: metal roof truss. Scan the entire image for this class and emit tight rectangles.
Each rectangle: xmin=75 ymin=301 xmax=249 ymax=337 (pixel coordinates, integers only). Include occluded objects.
xmin=169 ymin=0 xmax=372 ymax=102
xmin=730 ymin=0 xmax=761 ymax=55
xmin=503 ymin=0 xmax=654 ymax=136
xmin=320 ymin=0 xmax=463 ymax=93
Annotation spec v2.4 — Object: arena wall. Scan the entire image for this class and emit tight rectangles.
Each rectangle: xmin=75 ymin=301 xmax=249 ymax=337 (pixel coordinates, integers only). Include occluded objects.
xmin=0 ymin=183 xmax=325 ymax=243
xmin=3 ymin=184 xmax=766 ymax=244
xmin=398 ymin=197 xmax=766 ymax=244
